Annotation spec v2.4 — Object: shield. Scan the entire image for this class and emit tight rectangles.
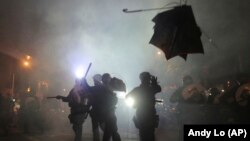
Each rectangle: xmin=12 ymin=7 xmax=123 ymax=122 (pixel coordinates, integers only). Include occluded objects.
xmin=235 ymin=83 xmax=250 ymax=106
xmin=149 ymin=5 xmax=204 ymax=60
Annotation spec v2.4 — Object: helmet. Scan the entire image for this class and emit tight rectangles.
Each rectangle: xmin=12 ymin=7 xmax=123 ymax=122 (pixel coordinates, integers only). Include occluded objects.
xmin=93 ymin=74 xmax=102 ymax=82
xmin=102 ymin=73 xmax=111 ymax=84
xmin=139 ymin=72 xmax=151 ymax=81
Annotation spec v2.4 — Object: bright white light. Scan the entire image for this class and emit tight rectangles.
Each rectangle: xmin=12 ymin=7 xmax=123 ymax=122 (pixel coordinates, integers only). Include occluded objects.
xmin=116 ymin=92 xmax=126 ymax=99
xmin=125 ymin=97 xmax=135 ymax=107
xmin=75 ymin=66 xmax=85 ymax=79
xmin=157 ymin=51 xmax=162 ymax=55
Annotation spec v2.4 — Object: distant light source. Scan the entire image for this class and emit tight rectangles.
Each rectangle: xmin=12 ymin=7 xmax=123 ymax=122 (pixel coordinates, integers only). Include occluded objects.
xmin=26 ymin=55 xmax=31 ymax=60
xmin=75 ymin=66 xmax=85 ymax=79
xmin=23 ymin=61 xmax=30 ymax=67
xmin=125 ymin=97 xmax=135 ymax=107
xmin=157 ymin=51 xmax=162 ymax=55
xmin=116 ymin=92 xmax=126 ymax=99
xmin=27 ymin=87 xmax=31 ymax=93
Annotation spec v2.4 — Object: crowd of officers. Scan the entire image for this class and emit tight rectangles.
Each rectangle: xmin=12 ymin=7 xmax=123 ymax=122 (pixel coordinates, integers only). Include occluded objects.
xmin=0 ymin=71 xmax=161 ymax=141
xmin=2 ymin=72 xmax=249 ymax=141
xmin=169 ymin=75 xmax=250 ymax=125
xmin=167 ymin=75 xmax=250 ymax=141
xmin=0 ymin=88 xmax=45 ymax=136
xmin=56 ymin=72 xmax=161 ymax=141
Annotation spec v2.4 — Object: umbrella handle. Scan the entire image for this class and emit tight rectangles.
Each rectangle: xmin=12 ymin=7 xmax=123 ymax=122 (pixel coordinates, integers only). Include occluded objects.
xmin=122 ymin=7 xmax=174 ymax=13
xmin=122 ymin=1 xmax=181 ymax=13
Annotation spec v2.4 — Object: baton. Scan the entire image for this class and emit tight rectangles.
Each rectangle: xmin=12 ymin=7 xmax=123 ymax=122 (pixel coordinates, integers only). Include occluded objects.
xmin=84 ymin=63 xmax=92 ymax=79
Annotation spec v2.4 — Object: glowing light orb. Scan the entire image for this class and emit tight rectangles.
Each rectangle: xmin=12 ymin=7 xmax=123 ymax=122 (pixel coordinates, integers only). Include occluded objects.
xmin=75 ymin=66 xmax=85 ymax=79
xmin=157 ymin=51 xmax=162 ymax=55
xmin=125 ymin=97 xmax=135 ymax=107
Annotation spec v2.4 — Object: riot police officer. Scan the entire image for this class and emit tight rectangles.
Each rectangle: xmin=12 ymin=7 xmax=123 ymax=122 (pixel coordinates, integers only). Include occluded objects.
xmin=170 ymin=75 xmax=194 ymax=104
xmin=101 ymin=73 xmax=121 ymax=141
xmin=89 ymin=74 xmax=104 ymax=141
xmin=56 ymin=79 xmax=90 ymax=141
xmin=127 ymin=72 xmax=161 ymax=141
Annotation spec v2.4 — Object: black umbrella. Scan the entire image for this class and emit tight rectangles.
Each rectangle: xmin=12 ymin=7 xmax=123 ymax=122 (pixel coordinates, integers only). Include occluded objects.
xmin=149 ymin=5 xmax=204 ymax=60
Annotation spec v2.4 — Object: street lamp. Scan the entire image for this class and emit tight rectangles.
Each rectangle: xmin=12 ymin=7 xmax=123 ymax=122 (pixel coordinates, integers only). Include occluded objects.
xmin=26 ymin=55 xmax=31 ymax=60
xmin=23 ymin=55 xmax=32 ymax=68
xmin=23 ymin=61 xmax=30 ymax=67
xmin=11 ymin=55 xmax=32 ymax=97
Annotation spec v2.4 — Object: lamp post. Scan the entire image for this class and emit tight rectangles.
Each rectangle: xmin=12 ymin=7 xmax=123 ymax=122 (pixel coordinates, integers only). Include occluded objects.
xmin=22 ymin=55 xmax=32 ymax=93
xmin=11 ymin=73 xmax=15 ymax=97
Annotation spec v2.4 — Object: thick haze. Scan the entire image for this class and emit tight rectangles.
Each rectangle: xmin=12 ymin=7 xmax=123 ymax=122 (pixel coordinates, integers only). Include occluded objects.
xmin=1 ymin=0 xmax=250 ymax=139
xmin=1 ymin=0 xmax=250 ymax=91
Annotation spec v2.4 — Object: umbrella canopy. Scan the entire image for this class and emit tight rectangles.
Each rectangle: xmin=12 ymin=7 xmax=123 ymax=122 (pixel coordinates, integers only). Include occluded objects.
xmin=110 ymin=77 xmax=126 ymax=92
xmin=149 ymin=5 xmax=204 ymax=60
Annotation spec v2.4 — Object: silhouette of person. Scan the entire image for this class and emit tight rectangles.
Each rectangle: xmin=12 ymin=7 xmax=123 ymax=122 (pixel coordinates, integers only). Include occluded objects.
xmin=170 ymin=75 xmax=194 ymax=104
xmin=20 ymin=89 xmax=44 ymax=134
xmin=218 ymin=80 xmax=240 ymax=124
xmin=127 ymin=72 xmax=161 ymax=141
xmin=56 ymin=79 xmax=90 ymax=141
xmin=101 ymin=73 xmax=121 ymax=141
xmin=170 ymin=75 xmax=206 ymax=141
xmin=0 ymin=89 xmax=14 ymax=136
xmin=89 ymin=74 xmax=104 ymax=141
xmin=205 ymin=87 xmax=221 ymax=123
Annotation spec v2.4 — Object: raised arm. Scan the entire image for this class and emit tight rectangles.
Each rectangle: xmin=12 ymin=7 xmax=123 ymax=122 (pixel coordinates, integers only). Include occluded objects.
xmin=151 ymin=76 xmax=162 ymax=94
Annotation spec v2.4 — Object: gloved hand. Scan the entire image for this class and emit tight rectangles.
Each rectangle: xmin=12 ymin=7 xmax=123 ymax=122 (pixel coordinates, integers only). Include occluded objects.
xmin=151 ymin=76 xmax=158 ymax=85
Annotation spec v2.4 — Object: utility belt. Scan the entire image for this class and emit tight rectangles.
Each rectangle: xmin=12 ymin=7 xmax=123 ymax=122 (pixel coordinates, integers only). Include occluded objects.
xmin=133 ymin=114 xmax=159 ymax=129
xmin=70 ymin=106 xmax=90 ymax=115
xmin=68 ymin=113 xmax=88 ymax=124
xmin=68 ymin=106 xmax=90 ymax=124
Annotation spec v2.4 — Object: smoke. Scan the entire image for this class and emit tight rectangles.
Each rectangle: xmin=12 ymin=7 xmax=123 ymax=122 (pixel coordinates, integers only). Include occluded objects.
xmin=1 ymin=0 xmax=250 ymax=139
xmin=1 ymin=0 xmax=250 ymax=87
xmin=28 ymin=0 xmax=171 ymax=89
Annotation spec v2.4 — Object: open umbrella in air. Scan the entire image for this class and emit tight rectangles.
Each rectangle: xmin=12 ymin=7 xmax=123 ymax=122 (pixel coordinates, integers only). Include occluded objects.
xmin=149 ymin=5 xmax=204 ymax=60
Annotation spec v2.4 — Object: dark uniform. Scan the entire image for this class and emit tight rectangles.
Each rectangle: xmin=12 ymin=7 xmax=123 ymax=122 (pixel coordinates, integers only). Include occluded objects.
xmin=127 ymin=72 xmax=161 ymax=141
xmin=0 ymin=91 xmax=14 ymax=136
xmin=89 ymin=74 xmax=104 ymax=141
xmin=169 ymin=75 xmax=204 ymax=124
xmin=20 ymin=93 xmax=43 ymax=134
xmin=57 ymin=79 xmax=90 ymax=141
xmin=101 ymin=73 xmax=121 ymax=141
xmin=170 ymin=75 xmax=206 ymax=141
